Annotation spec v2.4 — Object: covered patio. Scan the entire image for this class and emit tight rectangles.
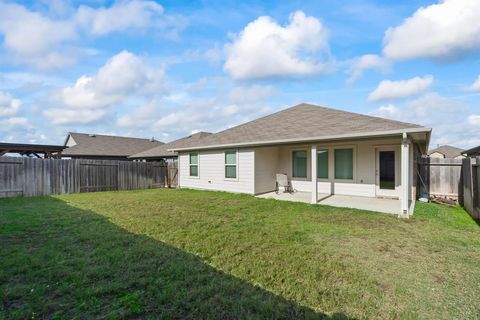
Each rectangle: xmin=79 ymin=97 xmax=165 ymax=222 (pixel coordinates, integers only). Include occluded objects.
xmin=256 ymin=191 xmax=402 ymax=214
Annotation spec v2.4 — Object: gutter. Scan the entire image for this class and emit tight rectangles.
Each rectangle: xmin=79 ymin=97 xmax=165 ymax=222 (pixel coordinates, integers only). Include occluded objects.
xmin=169 ymin=127 xmax=432 ymax=152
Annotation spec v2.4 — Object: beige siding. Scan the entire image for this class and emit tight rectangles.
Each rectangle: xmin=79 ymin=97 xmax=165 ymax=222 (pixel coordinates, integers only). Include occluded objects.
xmin=65 ymin=135 xmax=76 ymax=147
xmin=178 ymin=136 xmax=411 ymax=201
xmin=254 ymin=146 xmax=279 ymax=194
xmin=178 ymin=149 xmax=255 ymax=194
xmin=274 ymin=137 xmax=403 ymax=198
xmin=429 ymin=152 xmax=444 ymax=158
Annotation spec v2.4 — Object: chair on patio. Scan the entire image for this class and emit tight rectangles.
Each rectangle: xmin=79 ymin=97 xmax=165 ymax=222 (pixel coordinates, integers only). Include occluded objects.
xmin=275 ymin=173 xmax=293 ymax=194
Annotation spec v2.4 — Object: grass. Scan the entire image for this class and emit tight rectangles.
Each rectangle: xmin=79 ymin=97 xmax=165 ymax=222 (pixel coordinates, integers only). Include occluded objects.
xmin=0 ymin=189 xmax=479 ymax=319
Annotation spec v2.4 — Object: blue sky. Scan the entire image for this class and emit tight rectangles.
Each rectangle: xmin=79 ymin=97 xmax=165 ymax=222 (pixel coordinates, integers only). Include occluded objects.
xmin=0 ymin=0 xmax=479 ymax=149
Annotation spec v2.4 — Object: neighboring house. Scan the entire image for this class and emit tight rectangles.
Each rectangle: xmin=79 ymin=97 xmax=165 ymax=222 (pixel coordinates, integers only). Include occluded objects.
xmin=428 ymin=145 xmax=465 ymax=159
xmin=61 ymin=132 xmax=163 ymax=160
xmin=170 ymin=103 xmax=431 ymax=216
xmin=462 ymin=145 xmax=480 ymax=158
xmin=129 ymin=132 xmax=212 ymax=163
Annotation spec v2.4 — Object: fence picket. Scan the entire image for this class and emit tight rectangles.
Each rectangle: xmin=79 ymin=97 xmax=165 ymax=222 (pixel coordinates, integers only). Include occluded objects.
xmin=0 ymin=157 xmax=171 ymax=198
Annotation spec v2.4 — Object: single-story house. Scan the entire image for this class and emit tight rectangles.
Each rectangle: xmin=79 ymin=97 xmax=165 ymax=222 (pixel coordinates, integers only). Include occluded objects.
xmin=428 ymin=145 xmax=465 ymax=159
xmin=61 ymin=132 xmax=163 ymax=160
xmin=129 ymin=132 xmax=212 ymax=163
xmin=462 ymin=145 xmax=480 ymax=158
xmin=170 ymin=103 xmax=431 ymax=216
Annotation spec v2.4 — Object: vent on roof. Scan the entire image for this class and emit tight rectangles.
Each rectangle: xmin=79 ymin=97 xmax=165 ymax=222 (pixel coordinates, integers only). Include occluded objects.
xmin=89 ymin=134 xmax=96 ymax=137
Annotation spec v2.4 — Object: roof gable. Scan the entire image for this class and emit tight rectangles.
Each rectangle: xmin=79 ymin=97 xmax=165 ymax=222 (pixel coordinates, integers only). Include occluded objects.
xmin=428 ymin=145 xmax=464 ymax=158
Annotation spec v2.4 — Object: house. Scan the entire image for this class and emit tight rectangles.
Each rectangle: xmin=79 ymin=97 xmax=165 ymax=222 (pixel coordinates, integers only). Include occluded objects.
xmin=462 ymin=145 xmax=480 ymax=158
xmin=170 ymin=103 xmax=431 ymax=216
xmin=428 ymin=145 xmax=465 ymax=159
xmin=60 ymin=132 xmax=163 ymax=160
xmin=129 ymin=132 xmax=212 ymax=163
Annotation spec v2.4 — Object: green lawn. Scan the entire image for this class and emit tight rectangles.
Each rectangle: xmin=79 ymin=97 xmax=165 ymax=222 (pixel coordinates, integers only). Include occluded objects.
xmin=1 ymin=189 xmax=479 ymax=319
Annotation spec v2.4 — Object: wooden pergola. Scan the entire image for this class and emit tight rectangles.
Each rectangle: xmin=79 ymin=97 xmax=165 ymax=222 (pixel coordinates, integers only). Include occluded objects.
xmin=0 ymin=142 xmax=66 ymax=159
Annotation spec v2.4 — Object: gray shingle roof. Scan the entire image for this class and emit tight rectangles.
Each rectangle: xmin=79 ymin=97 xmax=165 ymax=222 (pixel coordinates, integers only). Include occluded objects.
xmin=463 ymin=145 xmax=480 ymax=156
xmin=129 ymin=132 xmax=212 ymax=159
xmin=62 ymin=132 xmax=164 ymax=157
xmin=172 ymin=103 xmax=428 ymax=150
xmin=428 ymin=145 xmax=464 ymax=158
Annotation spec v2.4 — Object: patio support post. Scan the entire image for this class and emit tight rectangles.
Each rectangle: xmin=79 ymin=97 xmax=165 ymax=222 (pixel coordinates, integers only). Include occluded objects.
xmin=400 ymin=133 xmax=410 ymax=216
xmin=311 ymin=144 xmax=318 ymax=204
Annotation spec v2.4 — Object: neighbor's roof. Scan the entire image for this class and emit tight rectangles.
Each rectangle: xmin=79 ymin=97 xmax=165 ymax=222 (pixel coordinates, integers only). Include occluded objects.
xmin=428 ymin=145 xmax=464 ymax=158
xmin=0 ymin=142 xmax=66 ymax=154
xmin=171 ymin=103 xmax=430 ymax=151
xmin=462 ymin=145 xmax=480 ymax=156
xmin=61 ymin=132 xmax=164 ymax=157
xmin=129 ymin=132 xmax=212 ymax=159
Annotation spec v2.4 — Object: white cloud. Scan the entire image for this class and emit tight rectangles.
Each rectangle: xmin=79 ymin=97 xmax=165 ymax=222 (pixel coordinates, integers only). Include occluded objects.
xmin=44 ymin=109 xmax=107 ymax=125
xmin=75 ymin=1 xmax=164 ymax=35
xmin=370 ymin=104 xmax=400 ymax=119
xmin=224 ymin=11 xmax=331 ymax=80
xmin=467 ymin=75 xmax=480 ymax=92
xmin=468 ymin=115 xmax=480 ymax=126
xmin=370 ymin=93 xmax=480 ymax=148
xmin=368 ymin=75 xmax=433 ymax=101
xmin=45 ymin=51 xmax=165 ymax=125
xmin=60 ymin=51 xmax=164 ymax=110
xmin=0 ymin=2 xmax=77 ymax=69
xmin=0 ymin=92 xmax=21 ymax=117
xmin=227 ymin=85 xmax=277 ymax=104
xmin=0 ymin=1 xmax=185 ymax=69
xmin=5 ymin=117 xmax=29 ymax=126
xmin=383 ymin=0 xmax=480 ymax=61
xmin=347 ymin=54 xmax=390 ymax=84
xmin=144 ymin=83 xmax=276 ymax=139
xmin=117 ymin=102 xmax=162 ymax=128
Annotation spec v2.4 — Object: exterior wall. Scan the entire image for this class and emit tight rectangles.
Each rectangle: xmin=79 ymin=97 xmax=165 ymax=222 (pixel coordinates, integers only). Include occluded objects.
xmin=274 ymin=137 xmax=403 ymax=198
xmin=429 ymin=152 xmax=444 ymax=158
xmin=178 ymin=148 xmax=255 ymax=194
xmin=65 ymin=135 xmax=76 ymax=147
xmin=178 ymin=136 xmax=415 ymax=204
xmin=254 ymin=146 xmax=279 ymax=194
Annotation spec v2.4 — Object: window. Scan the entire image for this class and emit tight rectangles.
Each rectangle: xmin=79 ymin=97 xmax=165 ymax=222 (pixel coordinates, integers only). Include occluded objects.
xmin=335 ymin=148 xmax=353 ymax=179
xmin=189 ymin=152 xmax=198 ymax=177
xmin=292 ymin=151 xmax=307 ymax=178
xmin=225 ymin=150 xmax=237 ymax=179
xmin=317 ymin=149 xmax=329 ymax=179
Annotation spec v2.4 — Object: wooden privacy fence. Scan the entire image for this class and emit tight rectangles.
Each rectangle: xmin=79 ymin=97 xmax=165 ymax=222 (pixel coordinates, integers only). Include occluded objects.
xmin=417 ymin=157 xmax=463 ymax=199
xmin=0 ymin=157 xmax=174 ymax=198
xmin=462 ymin=157 xmax=479 ymax=220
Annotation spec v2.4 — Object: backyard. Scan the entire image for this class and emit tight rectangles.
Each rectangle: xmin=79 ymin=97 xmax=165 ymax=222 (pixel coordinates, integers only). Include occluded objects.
xmin=0 ymin=188 xmax=479 ymax=319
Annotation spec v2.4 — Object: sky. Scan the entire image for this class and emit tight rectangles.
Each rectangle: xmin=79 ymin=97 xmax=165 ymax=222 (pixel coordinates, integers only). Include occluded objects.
xmin=0 ymin=0 xmax=479 ymax=149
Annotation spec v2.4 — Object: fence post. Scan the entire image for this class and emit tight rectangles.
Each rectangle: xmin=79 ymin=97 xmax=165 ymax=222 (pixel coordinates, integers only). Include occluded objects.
xmin=462 ymin=157 xmax=474 ymax=215
xmin=475 ymin=157 xmax=480 ymax=219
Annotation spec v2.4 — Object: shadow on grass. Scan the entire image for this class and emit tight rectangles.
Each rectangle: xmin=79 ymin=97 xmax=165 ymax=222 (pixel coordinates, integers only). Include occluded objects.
xmin=0 ymin=196 xmax=352 ymax=319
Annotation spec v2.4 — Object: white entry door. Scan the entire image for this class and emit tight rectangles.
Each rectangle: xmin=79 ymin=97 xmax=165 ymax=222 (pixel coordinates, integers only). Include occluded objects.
xmin=375 ymin=148 xmax=398 ymax=198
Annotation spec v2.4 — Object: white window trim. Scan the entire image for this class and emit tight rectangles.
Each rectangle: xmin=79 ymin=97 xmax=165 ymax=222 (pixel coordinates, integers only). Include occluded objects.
xmin=189 ymin=152 xmax=200 ymax=179
xmin=316 ymin=148 xmax=330 ymax=181
xmin=291 ymin=149 xmax=309 ymax=180
xmin=333 ymin=145 xmax=356 ymax=182
xmin=224 ymin=149 xmax=239 ymax=181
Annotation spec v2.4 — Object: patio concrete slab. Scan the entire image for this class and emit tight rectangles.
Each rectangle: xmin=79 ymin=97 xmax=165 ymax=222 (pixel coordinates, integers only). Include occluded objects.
xmin=256 ymin=191 xmax=401 ymax=215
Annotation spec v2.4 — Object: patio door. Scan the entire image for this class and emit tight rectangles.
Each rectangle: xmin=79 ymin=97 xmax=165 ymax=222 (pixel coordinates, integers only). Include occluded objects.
xmin=375 ymin=148 xmax=398 ymax=198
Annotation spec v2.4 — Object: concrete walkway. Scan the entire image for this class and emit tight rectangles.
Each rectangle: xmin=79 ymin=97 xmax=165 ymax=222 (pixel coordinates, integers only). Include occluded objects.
xmin=256 ymin=191 xmax=401 ymax=214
